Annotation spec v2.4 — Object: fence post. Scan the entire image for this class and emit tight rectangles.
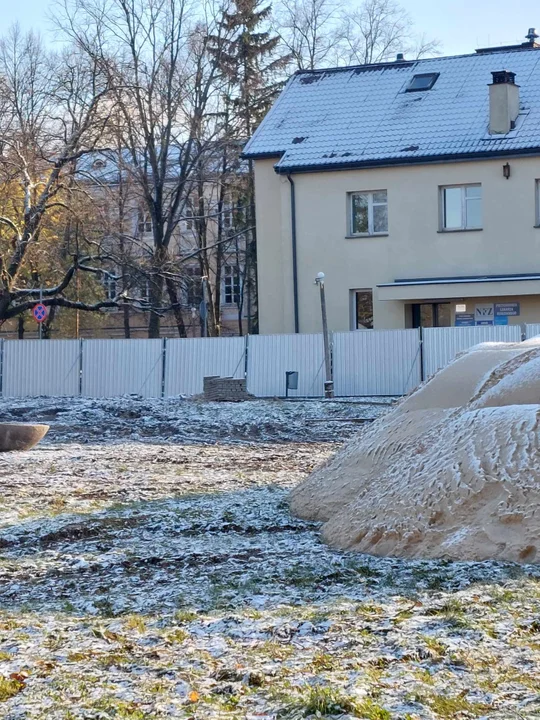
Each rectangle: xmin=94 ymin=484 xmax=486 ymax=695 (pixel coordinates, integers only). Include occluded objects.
xmin=419 ymin=327 xmax=425 ymax=382
xmin=161 ymin=337 xmax=167 ymax=399
xmin=0 ymin=339 xmax=4 ymax=398
xmin=78 ymin=339 xmax=84 ymax=397
xmin=244 ymin=334 xmax=249 ymax=379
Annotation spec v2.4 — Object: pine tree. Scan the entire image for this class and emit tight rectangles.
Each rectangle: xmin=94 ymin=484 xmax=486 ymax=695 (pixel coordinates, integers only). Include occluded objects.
xmin=210 ymin=0 xmax=291 ymax=332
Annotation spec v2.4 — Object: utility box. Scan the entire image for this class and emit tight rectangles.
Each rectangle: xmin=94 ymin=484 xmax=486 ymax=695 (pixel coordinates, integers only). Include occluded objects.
xmin=285 ymin=371 xmax=299 ymax=397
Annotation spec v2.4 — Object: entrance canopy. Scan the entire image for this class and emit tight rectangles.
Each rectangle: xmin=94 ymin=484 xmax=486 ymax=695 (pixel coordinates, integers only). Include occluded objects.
xmin=377 ymin=273 xmax=540 ymax=301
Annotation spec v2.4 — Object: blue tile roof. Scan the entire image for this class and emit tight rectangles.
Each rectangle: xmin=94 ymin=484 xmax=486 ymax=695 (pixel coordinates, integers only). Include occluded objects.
xmin=243 ymin=46 xmax=540 ymax=172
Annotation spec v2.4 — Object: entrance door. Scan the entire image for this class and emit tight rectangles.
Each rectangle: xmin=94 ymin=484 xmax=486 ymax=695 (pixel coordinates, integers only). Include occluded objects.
xmin=412 ymin=302 xmax=451 ymax=328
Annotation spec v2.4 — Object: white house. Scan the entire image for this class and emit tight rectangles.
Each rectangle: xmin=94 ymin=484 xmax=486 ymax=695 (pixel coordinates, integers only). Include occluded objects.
xmin=243 ymin=29 xmax=540 ymax=333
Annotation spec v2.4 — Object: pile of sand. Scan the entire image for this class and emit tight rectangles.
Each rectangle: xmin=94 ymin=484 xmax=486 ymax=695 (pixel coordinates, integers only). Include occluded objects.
xmin=290 ymin=339 xmax=540 ymax=563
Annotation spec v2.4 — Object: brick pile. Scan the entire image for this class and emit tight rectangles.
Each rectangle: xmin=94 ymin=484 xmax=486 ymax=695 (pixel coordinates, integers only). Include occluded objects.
xmin=203 ymin=376 xmax=253 ymax=402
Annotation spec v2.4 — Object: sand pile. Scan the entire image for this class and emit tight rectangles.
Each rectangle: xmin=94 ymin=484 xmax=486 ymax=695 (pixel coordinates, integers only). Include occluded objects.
xmin=290 ymin=339 xmax=540 ymax=563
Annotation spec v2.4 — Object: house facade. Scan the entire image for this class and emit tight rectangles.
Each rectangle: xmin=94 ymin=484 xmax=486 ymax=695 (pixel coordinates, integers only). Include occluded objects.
xmin=81 ymin=150 xmax=249 ymax=340
xmin=244 ymin=31 xmax=540 ymax=333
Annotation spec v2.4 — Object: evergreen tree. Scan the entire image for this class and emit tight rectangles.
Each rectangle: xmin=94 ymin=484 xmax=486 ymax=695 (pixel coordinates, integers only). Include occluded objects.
xmin=210 ymin=0 xmax=291 ymax=332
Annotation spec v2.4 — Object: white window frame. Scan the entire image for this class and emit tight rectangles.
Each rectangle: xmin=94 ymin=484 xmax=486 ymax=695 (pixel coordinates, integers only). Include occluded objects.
xmin=222 ymin=204 xmax=234 ymax=229
xmin=440 ymin=184 xmax=482 ymax=231
xmin=137 ymin=212 xmax=153 ymax=235
xmin=222 ymin=264 xmax=241 ymax=305
xmin=348 ymin=190 xmax=388 ymax=236
xmin=102 ymin=272 xmax=117 ymax=301
xmin=535 ymin=180 xmax=540 ymax=226
xmin=184 ymin=205 xmax=194 ymax=231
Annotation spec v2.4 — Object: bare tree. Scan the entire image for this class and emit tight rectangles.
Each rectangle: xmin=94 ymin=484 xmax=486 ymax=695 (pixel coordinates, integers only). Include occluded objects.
xmin=337 ymin=0 xmax=439 ymax=65
xmin=59 ymin=0 xmax=235 ymax=338
xmin=274 ymin=0 xmax=341 ymax=70
xmin=0 ymin=26 xmax=118 ymax=326
xmin=275 ymin=0 xmax=439 ymax=71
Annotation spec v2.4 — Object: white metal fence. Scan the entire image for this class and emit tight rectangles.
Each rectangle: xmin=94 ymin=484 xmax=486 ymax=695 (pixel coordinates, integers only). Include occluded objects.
xmin=164 ymin=337 xmax=246 ymax=396
xmin=421 ymin=325 xmax=522 ymax=378
xmin=81 ymin=339 xmax=164 ymax=398
xmin=333 ymin=329 xmax=421 ymax=396
xmin=0 ymin=324 xmax=533 ymax=399
xmin=525 ymin=324 xmax=540 ymax=339
xmin=2 ymin=340 xmax=81 ymax=397
xmin=247 ymin=333 xmax=325 ymax=397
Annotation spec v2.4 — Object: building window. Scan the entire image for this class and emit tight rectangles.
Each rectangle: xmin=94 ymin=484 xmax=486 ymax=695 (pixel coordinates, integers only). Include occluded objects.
xmin=440 ymin=185 xmax=482 ymax=230
xmin=102 ymin=273 xmax=117 ymax=300
xmin=222 ymin=204 xmax=234 ymax=229
xmin=138 ymin=279 xmax=150 ymax=301
xmin=137 ymin=212 xmax=152 ymax=234
xmin=406 ymin=72 xmax=439 ymax=92
xmin=184 ymin=205 xmax=194 ymax=230
xmin=223 ymin=265 xmax=241 ymax=305
xmin=185 ymin=266 xmax=202 ymax=306
xmin=411 ymin=302 xmax=451 ymax=328
xmin=349 ymin=191 xmax=388 ymax=236
xmin=353 ymin=290 xmax=373 ymax=329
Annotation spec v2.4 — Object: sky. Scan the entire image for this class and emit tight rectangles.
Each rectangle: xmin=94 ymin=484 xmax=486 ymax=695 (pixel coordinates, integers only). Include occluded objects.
xmin=1 ymin=0 xmax=540 ymax=58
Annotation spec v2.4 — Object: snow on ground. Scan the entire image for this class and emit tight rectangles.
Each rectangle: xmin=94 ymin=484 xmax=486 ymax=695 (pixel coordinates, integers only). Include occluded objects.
xmin=0 ymin=397 xmax=539 ymax=718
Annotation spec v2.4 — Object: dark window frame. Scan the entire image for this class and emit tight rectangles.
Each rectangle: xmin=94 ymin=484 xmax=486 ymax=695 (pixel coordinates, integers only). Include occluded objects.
xmin=406 ymin=72 xmax=440 ymax=92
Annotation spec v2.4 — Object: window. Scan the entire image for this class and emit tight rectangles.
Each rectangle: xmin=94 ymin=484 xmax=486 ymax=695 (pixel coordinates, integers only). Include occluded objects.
xmin=406 ymin=73 xmax=439 ymax=92
xmin=352 ymin=290 xmax=373 ymax=329
xmin=184 ymin=206 xmax=194 ymax=230
xmin=440 ymin=185 xmax=482 ymax=231
xmin=222 ymin=204 xmax=234 ymax=229
xmin=138 ymin=213 xmax=152 ymax=234
xmin=185 ymin=266 xmax=202 ymax=306
xmin=223 ymin=265 xmax=241 ymax=305
xmin=138 ymin=279 xmax=150 ymax=301
xmin=349 ymin=191 xmax=388 ymax=236
xmin=411 ymin=303 xmax=451 ymax=328
xmin=102 ymin=273 xmax=117 ymax=300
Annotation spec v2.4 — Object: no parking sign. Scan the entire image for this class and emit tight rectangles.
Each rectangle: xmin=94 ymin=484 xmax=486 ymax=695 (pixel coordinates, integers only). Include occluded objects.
xmin=32 ymin=303 xmax=48 ymax=323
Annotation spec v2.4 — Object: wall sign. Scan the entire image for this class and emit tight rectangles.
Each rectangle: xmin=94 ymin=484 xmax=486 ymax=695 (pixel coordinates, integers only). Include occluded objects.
xmin=455 ymin=313 xmax=475 ymax=326
xmin=495 ymin=302 xmax=520 ymax=317
xmin=494 ymin=315 xmax=508 ymax=325
xmin=475 ymin=303 xmax=494 ymax=325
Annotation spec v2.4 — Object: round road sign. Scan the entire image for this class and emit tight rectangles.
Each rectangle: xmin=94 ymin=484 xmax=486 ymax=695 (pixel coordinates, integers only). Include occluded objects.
xmin=32 ymin=303 xmax=48 ymax=323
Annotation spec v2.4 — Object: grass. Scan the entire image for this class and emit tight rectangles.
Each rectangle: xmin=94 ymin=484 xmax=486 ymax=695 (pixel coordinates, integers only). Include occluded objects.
xmin=0 ymin=675 xmax=25 ymax=701
xmin=123 ymin=615 xmax=147 ymax=633
xmin=424 ymin=599 xmax=471 ymax=629
xmin=412 ymin=692 xmax=491 ymax=718
xmin=422 ymin=635 xmax=447 ymax=658
xmin=282 ymin=686 xmax=391 ymax=719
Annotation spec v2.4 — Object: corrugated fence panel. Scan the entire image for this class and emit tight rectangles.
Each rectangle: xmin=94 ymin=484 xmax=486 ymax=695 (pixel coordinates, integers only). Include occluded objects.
xmin=525 ymin=324 xmax=540 ymax=339
xmin=82 ymin=339 xmax=163 ymax=397
xmin=164 ymin=337 xmax=246 ymax=396
xmin=3 ymin=339 xmax=81 ymax=397
xmin=247 ymin=333 xmax=325 ymax=397
xmin=333 ymin=329 xmax=421 ymax=396
xmin=422 ymin=325 xmax=523 ymax=378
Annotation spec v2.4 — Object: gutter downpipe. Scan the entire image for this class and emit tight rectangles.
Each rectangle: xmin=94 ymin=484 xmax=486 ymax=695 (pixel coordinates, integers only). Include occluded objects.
xmin=287 ymin=174 xmax=300 ymax=333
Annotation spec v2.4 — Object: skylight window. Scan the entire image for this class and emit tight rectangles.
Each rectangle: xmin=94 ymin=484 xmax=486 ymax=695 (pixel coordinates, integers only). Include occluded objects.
xmin=406 ymin=72 xmax=439 ymax=92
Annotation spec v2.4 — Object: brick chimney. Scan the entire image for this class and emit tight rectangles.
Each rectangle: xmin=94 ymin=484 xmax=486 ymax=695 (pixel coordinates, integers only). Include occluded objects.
xmin=489 ymin=70 xmax=520 ymax=134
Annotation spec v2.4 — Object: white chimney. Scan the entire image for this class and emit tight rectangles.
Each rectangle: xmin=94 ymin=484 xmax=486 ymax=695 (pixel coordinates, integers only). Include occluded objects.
xmin=489 ymin=70 xmax=520 ymax=135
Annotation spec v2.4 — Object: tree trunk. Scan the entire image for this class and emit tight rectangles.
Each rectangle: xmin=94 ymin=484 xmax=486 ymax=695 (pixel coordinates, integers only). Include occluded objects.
xmin=123 ymin=303 xmax=131 ymax=339
xmin=18 ymin=315 xmax=24 ymax=339
xmin=165 ymin=278 xmax=187 ymax=337
xmin=148 ymin=273 xmax=164 ymax=338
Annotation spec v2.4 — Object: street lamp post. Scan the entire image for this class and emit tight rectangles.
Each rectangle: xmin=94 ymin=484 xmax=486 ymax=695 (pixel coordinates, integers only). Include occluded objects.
xmin=315 ymin=272 xmax=334 ymax=398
